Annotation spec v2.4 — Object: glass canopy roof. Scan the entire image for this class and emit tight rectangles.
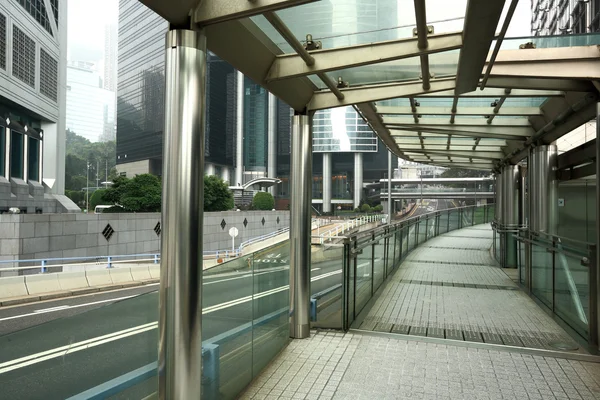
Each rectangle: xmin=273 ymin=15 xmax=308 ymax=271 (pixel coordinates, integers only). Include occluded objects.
xmin=140 ymin=0 xmax=600 ymax=171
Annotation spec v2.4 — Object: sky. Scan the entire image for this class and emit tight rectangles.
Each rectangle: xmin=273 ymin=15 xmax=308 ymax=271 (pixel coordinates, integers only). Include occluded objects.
xmin=67 ymin=0 xmax=118 ymax=65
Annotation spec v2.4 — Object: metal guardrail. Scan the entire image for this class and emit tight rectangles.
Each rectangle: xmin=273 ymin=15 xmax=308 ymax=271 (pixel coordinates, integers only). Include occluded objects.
xmin=0 ymin=253 xmax=161 ymax=273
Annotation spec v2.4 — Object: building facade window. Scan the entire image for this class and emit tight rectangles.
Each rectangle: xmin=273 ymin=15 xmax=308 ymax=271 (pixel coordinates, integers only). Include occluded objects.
xmin=17 ymin=0 xmax=53 ymax=35
xmin=40 ymin=49 xmax=58 ymax=101
xmin=12 ymin=26 xmax=36 ymax=87
xmin=28 ymin=136 xmax=40 ymax=181
xmin=10 ymin=131 xmax=24 ymax=179
xmin=0 ymin=13 xmax=6 ymax=70
xmin=0 ymin=127 xmax=5 ymax=177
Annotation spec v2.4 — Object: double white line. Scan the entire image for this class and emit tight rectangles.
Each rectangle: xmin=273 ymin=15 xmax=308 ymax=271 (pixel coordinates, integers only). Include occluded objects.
xmin=0 ymin=322 xmax=157 ymax=375
xmin=1 ymin=269 xmax=344 ymax=374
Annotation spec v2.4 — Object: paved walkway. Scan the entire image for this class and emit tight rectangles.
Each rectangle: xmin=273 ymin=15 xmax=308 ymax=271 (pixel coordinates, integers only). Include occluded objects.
xmin=240 ymin=224 xmax=600 ymax=400
xmin=358 ymin=225 xmax=579 ymax=350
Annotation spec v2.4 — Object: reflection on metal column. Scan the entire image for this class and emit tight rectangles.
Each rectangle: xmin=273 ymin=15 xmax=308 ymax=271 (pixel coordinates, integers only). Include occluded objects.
xmin=387 ymin=151 xmax=392 ymax=221
xmin=495 ymin=172 xmax=502 ymax=223
xmin=594 ymin=102 xmax=600 ymax=350
xmin=267 ymin=93 xmax=277 ymax=195
xmin=354 ymin=153 xmax=363 ymax=209
xmin=235 ymin=71 xmax=244 ymax=186
xmin=322 ymin=152 xmax=332 ymax=213
xmin=529 ymin=145 xmax=558 ymax=233
xmin=159 ymin=30 xmax=206 ymax=400
xmin=502 ymin=165 xmax=519 ymax=226
xmin=289 ymin=113 xmax=312 ymax=339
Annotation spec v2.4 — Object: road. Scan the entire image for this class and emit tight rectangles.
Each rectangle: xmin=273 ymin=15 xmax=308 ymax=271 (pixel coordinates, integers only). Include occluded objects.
xmin=401 ymin=198 xmax=456 ymax=219
xmin=0 ymin=242 xmax=352 ymax=400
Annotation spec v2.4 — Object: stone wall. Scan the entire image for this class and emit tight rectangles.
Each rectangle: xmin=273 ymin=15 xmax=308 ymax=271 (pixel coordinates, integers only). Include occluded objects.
xmin=0 ymin=177 xmax=80 ymax=213
xmin=0 ymin=210 xmax=290 ymax=269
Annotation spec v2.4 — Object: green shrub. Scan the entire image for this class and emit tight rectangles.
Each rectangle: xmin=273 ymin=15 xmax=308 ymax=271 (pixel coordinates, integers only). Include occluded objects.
xmin=360 ymin=203 xmax=371 ymax=213
xmin=252 ymin=192 xmax=275 ymax=210
xmin=373 ymin=205 xmax=383 ymax=212
xmin=89 ymin=189 xmax=111 ymax=209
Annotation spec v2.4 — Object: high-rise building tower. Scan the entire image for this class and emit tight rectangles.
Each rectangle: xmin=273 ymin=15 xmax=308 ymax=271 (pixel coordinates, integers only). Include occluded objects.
xmin=531 ymin=0 xmax=600 ymax=35
xmin=0 ymin=0 xmax=77 ymax=212
xmin=103 ymin=23 xmax=117 ymax=92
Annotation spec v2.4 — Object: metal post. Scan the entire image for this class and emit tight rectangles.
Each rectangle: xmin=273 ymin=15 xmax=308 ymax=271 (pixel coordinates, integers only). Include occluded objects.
xmin=267 ymin=93 xmax=277 ymax=196
xmin=323 ymin=153 xmax=332 ymax=213
xmin=354 ymin=153 xmax=363 ymax=209
xmin=594 ymin=102 xmax=600 ymax=350
xmin=289 ymin=112 xmax=312 ymax=339
xmin=235 ymin=71 xmax=244 ymax=186
xmin=86 ymin=163 xmax=89 ymax=212
xmin=159 ymin=29 xmax=206 ymax=399
xmin=41 ymin=259 xmax=47 ymax=273
xmin=387 ymin=151 xmax=392 ymax=222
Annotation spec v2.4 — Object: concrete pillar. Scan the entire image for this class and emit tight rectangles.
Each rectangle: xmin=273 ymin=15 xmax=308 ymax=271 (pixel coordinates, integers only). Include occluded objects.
xmin=235 ymin=71 xmax=244 ymax=186
xmin=289 ymin=112 xmax=312 ymax=339
xmin=267 ymin=93 xmax=277 ymax=195
xmin=529 ymin=145 xmax=558 ymax=234
xmin=354 ymin=152 xmax=363 ymax=209
xmin=159 ymin=29 xmax=206 ymax=399
xmin=322 ymin=152 xmax=332 ymax=213
xmin=222 ymin=167 xmax=231 ymax=185
xmin=205 ymin=162 xmax=215 ymax=176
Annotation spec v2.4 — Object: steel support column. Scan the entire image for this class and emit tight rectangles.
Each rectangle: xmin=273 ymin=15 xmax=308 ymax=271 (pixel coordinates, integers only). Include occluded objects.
xmin=529 ymin=145 xmax=558 ymax=234
xmin=387 ymin=151 xmax=392 ymax=222
xmin=354 ymin=153 xmax=363 ymax=209
xmin=322 ymin=152 xmax=332 ymax=213
xmin=268 ymin=93 xmax=277 ymax=195
xmin=289 ymin=112 xmax=313 ymax=339
xmin=235 ymin=71 xmax=244 ymax=186
xmin=502 ymin=165 xmax=519 ymax=268
xmin=159 ymin=29 xmax=206 ymax=400
xmin=593 ymin=102 xmax=600 ymax=350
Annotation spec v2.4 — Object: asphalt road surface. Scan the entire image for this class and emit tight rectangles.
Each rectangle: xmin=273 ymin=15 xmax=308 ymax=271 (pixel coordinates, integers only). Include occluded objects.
xmin=0 ymin=242 xmax=355 ymax=400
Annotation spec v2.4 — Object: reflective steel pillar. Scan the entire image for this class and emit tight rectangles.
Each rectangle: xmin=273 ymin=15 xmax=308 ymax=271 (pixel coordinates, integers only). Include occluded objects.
xmin=322 ymin=153 xmax=332 ymax=213
xmin=593 ymin=102 xmax=600 ymax=350
xmin=267 ymin=93 xmax=277 ymax=195
xmin=159 ymin=29 xmax=206 ymax=400
xmin=495 ymin=171 xmax=503 ymax=223
xmin=387 ymin=151 xmax=392 ymax=222
xmin=289 ymin=112 xmax=312 ymax=339
xmin=235 ymin=71 xmax=244 ymax=186
xmin=502 ymin=165 xmax=519 ymax=227
xmin=354 ymin=153 xmax=363 ymax=209
xmin=529 ymin=145 xmax=558 ymax=234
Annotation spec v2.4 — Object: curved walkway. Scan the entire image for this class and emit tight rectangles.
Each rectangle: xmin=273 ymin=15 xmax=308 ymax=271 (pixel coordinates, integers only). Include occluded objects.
xmin=241 ymin=224 xmax=600 ymax=400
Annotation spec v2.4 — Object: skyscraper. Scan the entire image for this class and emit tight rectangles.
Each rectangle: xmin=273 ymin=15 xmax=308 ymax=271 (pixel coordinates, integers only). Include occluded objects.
xmin=103 ymin=23 xmax=117 ymax=92
xmin=531 ymin=0 xmax=600 ymax=35
xmin=0 ymin=0 xmax=77 ymax=212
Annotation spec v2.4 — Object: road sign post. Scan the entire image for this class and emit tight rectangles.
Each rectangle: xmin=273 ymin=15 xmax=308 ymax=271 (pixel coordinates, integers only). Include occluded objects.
xmin=229 ymin=227 xmax=239 ymax=253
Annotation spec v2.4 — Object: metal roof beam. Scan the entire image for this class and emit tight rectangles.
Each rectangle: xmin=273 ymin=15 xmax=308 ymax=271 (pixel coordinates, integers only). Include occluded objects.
xmin=194 ymin=0 xmax=318 ymax=26
xmin=354 ymin=103 xmax=406 ymax=159
xmin=376 ymin=106 xmax=543 ymax=116
xmin=389 ymin=126 xmax=532 ymax=140
xmin=384 ymin=116 xmax=532 ymax=127
xmin=455 ymin=0 xmax=506 ymax=94
xmin=484 ymin=77 xmax=595 ymax=92
xmin=266 ymin=32 xmax=462 ymax=82
xmin=308 ymin=77 xmax=456 ymax=111
xmin=420 ymin=88 xmax=564 ymax=98
xmin=406 ymin=149 xmax=504 ymax=160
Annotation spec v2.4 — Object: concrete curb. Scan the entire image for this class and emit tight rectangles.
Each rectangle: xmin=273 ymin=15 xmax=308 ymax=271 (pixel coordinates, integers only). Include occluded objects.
xmin=0 ymin=279 xmax=159 ymax=307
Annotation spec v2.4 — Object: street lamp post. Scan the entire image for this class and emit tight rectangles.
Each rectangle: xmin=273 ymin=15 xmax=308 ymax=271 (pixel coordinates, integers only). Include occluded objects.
xmin=86 ymin=162 xmax=90 ymax=212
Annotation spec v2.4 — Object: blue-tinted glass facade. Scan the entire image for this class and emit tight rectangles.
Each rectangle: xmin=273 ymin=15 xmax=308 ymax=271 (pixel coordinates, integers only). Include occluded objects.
xmin=243 ymin=77 xmax=268 ymax=172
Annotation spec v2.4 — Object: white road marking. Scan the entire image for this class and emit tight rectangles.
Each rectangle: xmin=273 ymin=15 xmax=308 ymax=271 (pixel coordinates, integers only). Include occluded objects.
xmin=33 ymin=305 xmax=70 ymax=313
xmin=0 ymin=264 xmax=346 ymax=373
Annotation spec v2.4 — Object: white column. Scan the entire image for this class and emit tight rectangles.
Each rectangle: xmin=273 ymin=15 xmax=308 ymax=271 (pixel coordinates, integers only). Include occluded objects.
xmin=267 ymin=93 xmax=277 ymax=195
xmin=205 ymin=162 xmax=215 ymax=176
xmin=222 ymin=167 xmax=231 ymax=184
xmin=235 ymin=70 xmax=244 ymax=186
xmin=354 ymin=152 xmax=363 ymax=209
xmin=322 ymin=152 xmax=332 ymax=213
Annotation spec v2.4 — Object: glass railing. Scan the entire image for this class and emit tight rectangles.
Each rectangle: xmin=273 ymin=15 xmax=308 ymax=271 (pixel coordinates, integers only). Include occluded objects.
xmin=0 ymin=240 xmax=291 ymax=400
xmin=514 ymin=232 xmax=596 ymax=345
xmin=305 ymin=204 xmax=495 ymax=330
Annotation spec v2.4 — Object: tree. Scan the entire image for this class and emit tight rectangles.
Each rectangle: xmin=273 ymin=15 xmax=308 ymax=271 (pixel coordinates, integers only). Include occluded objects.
xmin=65 ymin=130 xmax=117 ymax=190
xmin=102 ymin=174 xmax=162 ymax=212
xmin=373 ymin=205 xmax=383 ymax=212
xmin=440 ymin=168 xmax=489 ymax=179
xmin=360 ymin=203 xmax=371 ymax=213
xmin=252 ymin=192 xmax=275 ymax=210
xmin=204 ymin=175 xmax=234 ymax=211
xmin=90 ymin=189 xmax=111 ymax=209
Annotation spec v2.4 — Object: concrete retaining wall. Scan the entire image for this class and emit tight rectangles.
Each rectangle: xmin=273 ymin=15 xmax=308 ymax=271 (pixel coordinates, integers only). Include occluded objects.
xmin=0 ymin=211 xmax=290 ymax=274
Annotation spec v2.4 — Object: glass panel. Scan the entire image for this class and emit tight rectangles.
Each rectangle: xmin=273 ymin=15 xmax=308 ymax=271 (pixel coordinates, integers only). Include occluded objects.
xmin=558 ymin=180 xmax=596 ymax=243
xmin=438 ymin=212 xmax=449 ymax=234
xmin=474 ymin=206 xmax=485 ymax=225
xmin=311 ymin=243 xmax=344 ymax=328
xmin=0 ymin=292 xmax=159 ymax=399
xmin=10 ymin=130 xmax=24 ymax=179
xmin=203 ymin=255 xmax=253 ymax=399
xmin=531 ymin=241 xmax=553 ymax=308
xmin=252 ymin=242 xmax=290 ymax=379
xmin=354 ymin=237 xmax=373 ymax=315
xmin=448 ymin=210 xmax=460 ymax=231
xmin=501 ymin=32 xmax=600 ymax=50
xmin=417 ymin=219 xmax=426 ymax=245
xmin=373 ymin=238 xmax=385 ymax=291
xmin=402 ymin=226 xmax=408 ymax=256
xmin=0 ymin=126 xmax=4 ymax=176
xmin=27 ymin=136 xmax=39 ymax=181
xmin=554 ymin=248 xmax=589 ymax=338
xmin=395 ymin=229 xmax=402 ymax=266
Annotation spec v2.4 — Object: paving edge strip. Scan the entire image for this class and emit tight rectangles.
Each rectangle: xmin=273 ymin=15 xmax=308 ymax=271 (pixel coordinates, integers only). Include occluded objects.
xmin=351 ymin=329 xmax=600 ymax=363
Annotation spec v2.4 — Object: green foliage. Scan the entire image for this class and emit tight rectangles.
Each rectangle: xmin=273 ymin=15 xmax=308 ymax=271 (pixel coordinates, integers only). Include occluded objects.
xmin=252 ymin=192 xmax=275 ymax=210
xmin=65 ymin=129 xmax=116 ymax=191
xmin=103 ymin=205 xmax=126 ymax=213
xmin=373 ymin=205 xmax=383 ymax=212
xmin=360 ymin=203 xmax=371 ymax=213
xmin=204 ymin=175 xmax=234 ymax=211
xmin=65 ymin=190 xmax=84 ymax=206
xmin=440 ymin=168 xmax=488 ymax=179
xmin=102 ymin=174 xmax=162 ymax=212
xmin=90 ymin=189 xmax=111 ymax=209
xmin=354 ymin=207 xmax=361 ymax=213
